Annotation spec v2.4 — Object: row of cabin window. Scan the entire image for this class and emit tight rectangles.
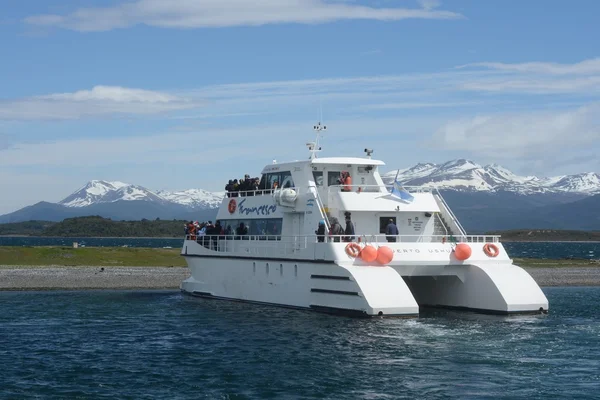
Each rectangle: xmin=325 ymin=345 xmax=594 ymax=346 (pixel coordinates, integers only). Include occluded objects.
xmin=312 ymin=171 xmax=346 ymax=187
xmin=223 ymin=218 xmax=283 ymax=237
xmin=260 ymin=172 xmax=294 ymax=189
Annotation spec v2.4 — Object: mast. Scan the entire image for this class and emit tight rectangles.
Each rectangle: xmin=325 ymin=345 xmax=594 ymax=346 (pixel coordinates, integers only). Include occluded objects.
xmin=307 ymin=121 xmax=326 ymax=160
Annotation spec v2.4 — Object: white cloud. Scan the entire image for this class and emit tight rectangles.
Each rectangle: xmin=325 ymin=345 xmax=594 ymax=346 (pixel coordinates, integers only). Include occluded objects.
xmin=24 ymin=0 xmax=463 ymax=32
xmin=432 ymin=103 xmax=600 ymax=159
xmin=458 ymin=58 xmax=600 ymax=75
xmin=0 ymin=86 xmax=199 ymax=120
xmin=3 ymin=57 xmax=600 ymax=122
xmin=454 ymin=57 xmax=600 ymax=94
xmin=418 ymin=0 xmax=441 ymax=11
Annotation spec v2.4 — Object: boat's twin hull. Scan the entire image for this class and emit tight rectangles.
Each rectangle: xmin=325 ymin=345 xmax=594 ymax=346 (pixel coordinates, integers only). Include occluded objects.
xmin=181 ymin=255 xmax=549 ymax=317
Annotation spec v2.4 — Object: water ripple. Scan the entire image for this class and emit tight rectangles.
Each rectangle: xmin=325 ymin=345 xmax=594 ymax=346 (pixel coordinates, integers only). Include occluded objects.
xmin=0 ymin=288 xmax=599 ymax=399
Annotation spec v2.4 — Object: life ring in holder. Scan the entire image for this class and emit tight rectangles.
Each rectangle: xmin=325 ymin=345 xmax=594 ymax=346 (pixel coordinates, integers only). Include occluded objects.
xmin=345 ymin=243 xmax=362 ymax=258
xmin=228 ymin=199 xmax=237 ymax=214
xmin=483 ymin=243 xmax=500 ymax=257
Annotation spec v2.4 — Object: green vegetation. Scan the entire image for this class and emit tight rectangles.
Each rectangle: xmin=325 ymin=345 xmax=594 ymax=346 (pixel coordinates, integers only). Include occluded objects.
xmin=487 ymin=229 xmax=600 ymax=242
xmin=0 ymin=216 xmax=188 ymax=237
xmin=0 ymin=246 xmax=597 ymax=268
xmin=0 ymin=246 xmax=186 ymax=267
xmin=0 ymin=220 xmax=57 ymax=236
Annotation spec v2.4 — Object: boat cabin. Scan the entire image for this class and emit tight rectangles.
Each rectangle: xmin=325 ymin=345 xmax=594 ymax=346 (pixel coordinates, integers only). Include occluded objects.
xmin=216 ymin=153 xmax=462 ymax=243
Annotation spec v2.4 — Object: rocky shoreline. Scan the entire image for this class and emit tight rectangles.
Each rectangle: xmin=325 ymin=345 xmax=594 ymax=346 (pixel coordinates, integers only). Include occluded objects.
xmin=0 ymin=265 xmax=599 ymax=291
xmin=0 ymin=266 xmax=190 ymax=291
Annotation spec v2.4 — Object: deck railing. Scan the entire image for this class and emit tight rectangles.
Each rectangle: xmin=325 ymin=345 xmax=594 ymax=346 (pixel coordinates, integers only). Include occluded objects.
xmin=184 ymin=233 xmax=500 ymax=248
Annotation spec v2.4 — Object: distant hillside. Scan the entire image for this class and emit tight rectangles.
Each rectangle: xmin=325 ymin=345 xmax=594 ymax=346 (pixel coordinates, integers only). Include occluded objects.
xmin=489 ymin=229 xmax=600 ymax=242
xmin=0 ymin=200 xmax=218 ymax=224
xmin=441 ymin=191 xmax=600 ymax=232
xmin=0 ymin=220 xmax=57 ymax=236
xmin=37 ymin=216 xmax=188 ymax=238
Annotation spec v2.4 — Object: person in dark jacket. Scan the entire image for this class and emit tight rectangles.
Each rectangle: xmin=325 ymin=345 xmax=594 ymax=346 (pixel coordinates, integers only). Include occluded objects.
xmin=315 ymin=220 xmax=326 ymax=242
xmin=385 ymin=219 xmax=399 ymax=242
xmin=343 ymin=214 xmax=355 ymax=242
xmin=329 ymin=217 xmax=343 ymax=242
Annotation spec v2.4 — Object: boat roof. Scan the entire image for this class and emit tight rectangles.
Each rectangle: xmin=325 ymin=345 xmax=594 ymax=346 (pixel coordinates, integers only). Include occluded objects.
xmin=311 ymin=157 xmax=385 ymax=166
xmin=261 ymin=157 xmax=384 ymax=173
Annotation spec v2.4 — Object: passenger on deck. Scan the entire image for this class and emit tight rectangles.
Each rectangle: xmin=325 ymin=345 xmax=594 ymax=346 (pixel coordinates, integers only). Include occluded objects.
xmin=236 ymin=222 xmax=248 ymax=239
xmin=315 ymin=220 xmax=326 ymax=242
xmin=328 ymin=217 xmax=343 ymax=242
xmin=343 ymin=213 xmax=355 ymax=242
xmin=385 ymin=219 xmax=399 ymax=242
xmin=340 ymin=171 xmax=352 ymax=192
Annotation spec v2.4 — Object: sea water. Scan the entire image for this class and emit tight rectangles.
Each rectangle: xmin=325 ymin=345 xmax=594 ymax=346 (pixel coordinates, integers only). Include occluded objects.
xmin=0 ymin=236 xmax=598 ymax=260
xmin=0 ymin=287 xmax=598 ymax=399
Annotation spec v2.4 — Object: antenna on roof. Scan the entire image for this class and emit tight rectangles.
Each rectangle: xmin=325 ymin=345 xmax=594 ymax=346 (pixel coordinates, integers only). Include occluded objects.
xmin=308 ymin=121 xmax=325 ymax=160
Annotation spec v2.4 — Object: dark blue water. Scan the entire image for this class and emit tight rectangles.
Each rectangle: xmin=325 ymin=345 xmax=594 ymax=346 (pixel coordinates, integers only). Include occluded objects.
xmin=0 ymin=287 xmax=598 ymax=399
xmin=1 ymin=236 xmax=598 ymax=260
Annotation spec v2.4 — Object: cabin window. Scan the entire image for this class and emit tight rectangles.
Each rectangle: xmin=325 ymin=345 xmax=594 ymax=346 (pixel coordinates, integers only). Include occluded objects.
xmin=221 ymin=218 xmax=282 ymax=240
xmin=261 ymin=171 xmax=293 ymax=189
xmin=379 ymin=217 xmax=397 ymax=233
xmin=280 ymin=171 xmax=294 ymax=188
xmin=327 ymin=171 xmax=341 ymax=186
xmin=312 ymin=171 xmax=323 ymax=186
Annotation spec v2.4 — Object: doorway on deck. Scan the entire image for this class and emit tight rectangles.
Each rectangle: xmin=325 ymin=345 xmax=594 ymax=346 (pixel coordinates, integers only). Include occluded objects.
xmin=379 ymin=217 xmax=396 ymax=234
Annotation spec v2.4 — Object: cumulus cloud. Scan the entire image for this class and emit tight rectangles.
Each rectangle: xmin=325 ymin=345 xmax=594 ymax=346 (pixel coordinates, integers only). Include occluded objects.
xmin=0 ymin=86 xmax=199 ymax=120
xmin=24 ymin=0 xmax=463 ymax=32
xmin=432 ymin=103 xmax=600 ymax=159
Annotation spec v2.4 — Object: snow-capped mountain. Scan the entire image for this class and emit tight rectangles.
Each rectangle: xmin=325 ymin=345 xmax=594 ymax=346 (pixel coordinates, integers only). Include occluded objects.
xmin=156 ymin=189 xmax=225 ymax=209
xmin=382 ymin=159 xmax=600 ymax=195
xmin=59 ymin=180 xmax=224 ymax=209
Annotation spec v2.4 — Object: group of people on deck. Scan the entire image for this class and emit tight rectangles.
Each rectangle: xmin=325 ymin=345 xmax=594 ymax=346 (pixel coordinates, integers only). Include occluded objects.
xmin=315 ymin=214 xmax=399 ymax=243
xmin=225 ymin=174 xmax=261 ymax=197
xmin=316 ymin=212 xmax=355 ymax=243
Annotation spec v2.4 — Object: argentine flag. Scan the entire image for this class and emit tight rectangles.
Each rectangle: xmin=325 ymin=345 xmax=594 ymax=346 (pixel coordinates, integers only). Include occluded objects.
xmin=390 ymin=177 xmax=415 ymax=203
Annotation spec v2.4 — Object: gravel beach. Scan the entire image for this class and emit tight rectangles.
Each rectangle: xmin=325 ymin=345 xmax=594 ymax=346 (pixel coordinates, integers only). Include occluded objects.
xmin=0 ymin=265 xmax=599 ymax=290
xmin=0 ymin=266 xmax=190 ymax=291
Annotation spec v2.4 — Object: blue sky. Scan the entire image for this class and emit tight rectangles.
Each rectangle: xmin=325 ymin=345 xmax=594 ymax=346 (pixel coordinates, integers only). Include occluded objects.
xmin=1 ymin=0 xmax=599 ymax=214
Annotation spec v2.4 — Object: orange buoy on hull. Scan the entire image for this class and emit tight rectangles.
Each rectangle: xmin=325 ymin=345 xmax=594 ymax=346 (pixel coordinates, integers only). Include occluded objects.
xmin=360 ymin=245 xmax=377 ymax=263
xmin=376 ymin=246 xmax=394 ymax=265
xmin=454 ymin=243 xmax=472 ymax=261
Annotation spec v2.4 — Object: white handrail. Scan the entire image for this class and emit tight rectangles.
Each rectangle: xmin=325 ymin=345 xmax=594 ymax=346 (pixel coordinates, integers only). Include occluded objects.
xmin=434 ymin=211 xmax=448 ymax=236
xmin=432 ymin=188 xmax=467 ymax=236
xmin=307 ymin=185 xmax=331 ymax=230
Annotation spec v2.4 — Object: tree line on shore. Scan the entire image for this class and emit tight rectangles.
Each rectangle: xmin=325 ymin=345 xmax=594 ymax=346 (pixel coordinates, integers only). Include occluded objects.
xmin=0 ymin=216 xmax=188 ymax=237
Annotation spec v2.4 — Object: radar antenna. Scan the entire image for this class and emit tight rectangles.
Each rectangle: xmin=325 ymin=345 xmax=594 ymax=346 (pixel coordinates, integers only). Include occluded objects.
xmin=307 ymin=121 xmax=326 ymax=160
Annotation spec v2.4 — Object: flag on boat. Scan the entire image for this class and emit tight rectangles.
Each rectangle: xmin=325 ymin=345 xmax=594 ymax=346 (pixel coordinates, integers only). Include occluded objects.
xmin=390 ymin=177 xmax=414 ymax=203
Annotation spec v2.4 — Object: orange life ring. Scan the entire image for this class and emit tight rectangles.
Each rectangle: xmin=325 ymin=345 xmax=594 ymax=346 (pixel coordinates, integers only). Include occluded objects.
xmin=228 ymin=199 xmax=237 ymax=214
xmin=345 ymin=242 xmax=361 ymax=258
xmin=483 ymin=243 xmax=499 ymax=257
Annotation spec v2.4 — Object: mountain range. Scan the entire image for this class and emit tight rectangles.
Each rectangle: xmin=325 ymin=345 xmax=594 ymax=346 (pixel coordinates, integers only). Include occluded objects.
xmin=381 ymin=159 xmax=600 ymax=195
xmin=1 ymin=160 xmax=599 ymax=232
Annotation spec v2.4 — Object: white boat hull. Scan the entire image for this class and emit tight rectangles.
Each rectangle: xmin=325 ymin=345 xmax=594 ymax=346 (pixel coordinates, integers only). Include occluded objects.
xmin=181 ymin=255 xmax=419 ymax=317
xmin=180 ymin=250 xmax=548 ymax=317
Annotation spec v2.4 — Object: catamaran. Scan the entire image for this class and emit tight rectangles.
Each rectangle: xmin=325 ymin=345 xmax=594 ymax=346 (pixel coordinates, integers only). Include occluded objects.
xmin=180 ymin=123 xmax=549 ymax=317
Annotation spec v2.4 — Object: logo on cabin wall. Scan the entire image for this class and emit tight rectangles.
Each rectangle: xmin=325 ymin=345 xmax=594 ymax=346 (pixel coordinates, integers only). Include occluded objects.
xmin=228 ymin=199 xmax=237 ymax=214
xmin=238 ymin=198 xmax=278 ymax=216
